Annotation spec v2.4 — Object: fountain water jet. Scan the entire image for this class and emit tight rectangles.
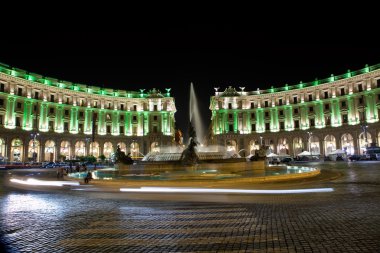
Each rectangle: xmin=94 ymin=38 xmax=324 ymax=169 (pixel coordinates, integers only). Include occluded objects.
xmin=189 ymin=82 xmax=204 ymax=144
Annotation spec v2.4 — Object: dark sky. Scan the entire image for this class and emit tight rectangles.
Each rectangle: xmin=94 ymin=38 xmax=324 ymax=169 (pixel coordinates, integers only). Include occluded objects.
xmin=1 ymin=24 xmax=379 ymax=139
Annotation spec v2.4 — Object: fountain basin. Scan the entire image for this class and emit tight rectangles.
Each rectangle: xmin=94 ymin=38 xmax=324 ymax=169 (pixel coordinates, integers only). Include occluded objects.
xmin=69 ymin=162 xmax=319 ymax=182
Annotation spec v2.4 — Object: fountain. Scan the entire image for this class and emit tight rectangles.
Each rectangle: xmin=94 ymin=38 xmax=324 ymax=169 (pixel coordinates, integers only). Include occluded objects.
xmin=96 ymin=84 xmax=319 ymax=182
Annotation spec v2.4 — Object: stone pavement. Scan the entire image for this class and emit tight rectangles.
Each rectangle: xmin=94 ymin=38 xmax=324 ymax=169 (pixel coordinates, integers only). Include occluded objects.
xmin=0 ymin=162 xmax=380 ymax=252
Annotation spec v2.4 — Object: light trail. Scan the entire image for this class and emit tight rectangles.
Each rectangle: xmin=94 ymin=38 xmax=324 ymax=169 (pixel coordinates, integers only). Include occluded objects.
xmin=10 ymin=178 xmax=80 ymax=187
xmin=120 ymin=187 xmax=334 ymax=194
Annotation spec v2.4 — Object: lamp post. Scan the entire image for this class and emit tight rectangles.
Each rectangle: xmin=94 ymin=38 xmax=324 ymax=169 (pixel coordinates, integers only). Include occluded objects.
xmin=30 ymin=132 xmax=39 ymax=163
xmin=260 ymin=136 xmax=263 ymax=146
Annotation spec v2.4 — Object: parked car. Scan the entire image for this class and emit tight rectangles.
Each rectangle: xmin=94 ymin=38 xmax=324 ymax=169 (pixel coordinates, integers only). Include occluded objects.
xmin=281 ymin=157 xmax=293 ymax=163
xmin=348 ymin=155 xmax=362 ymax=161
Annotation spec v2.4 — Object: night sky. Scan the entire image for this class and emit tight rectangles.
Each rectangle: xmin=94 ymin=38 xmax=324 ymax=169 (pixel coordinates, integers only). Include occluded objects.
xmin=1 ymin=24 xmax=379 ymax=140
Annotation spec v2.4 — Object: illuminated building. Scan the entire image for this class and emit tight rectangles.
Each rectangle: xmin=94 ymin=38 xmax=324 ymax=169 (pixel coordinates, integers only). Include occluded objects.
xmin=0 ymin=63 xmax=176 ymax=162
xmin=209 ymin=64 xmax=380 ymax=157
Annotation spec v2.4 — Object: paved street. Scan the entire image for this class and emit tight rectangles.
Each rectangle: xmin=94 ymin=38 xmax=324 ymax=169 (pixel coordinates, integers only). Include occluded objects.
xmin=1 ymin=162 xmax=380 ymax=252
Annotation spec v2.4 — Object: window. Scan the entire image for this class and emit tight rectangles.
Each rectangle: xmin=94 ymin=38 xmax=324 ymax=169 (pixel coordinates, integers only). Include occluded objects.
xmin=228 ymin=114 xmax=232 ymax=119
xmin=18 ymin=88 xmax=22 ymax=96
xmin=49 ymin=121 xmax=54 ymax=130
xmin=64 ymin=122 xmax=69 ymax=131
xmin=250 ymin=102 xmax=254 ymax=109
xmin=279 ymin=99 xmax=283 ymax=106
xmin=340 ymin=88 xmax=345 ymax=96
xmin=265 ymin=123 xmax=270 ymax=130
xmin=279 ymin=110 xmax=283 ymax=116
xmin=0 ymin=83 xmax=4 ymax=92
xmin=228 ymin=103 xmax=232 ymax=109
xmin=34 ymin=91 xmax=39 ymax=99
xmin=325 ymin=116 xmax=331 ymax=126
xmin=153 ymin=115 xmax=158 ymax=121
xmin=79 ymin=111 xmax=83 ymax=117
xmin=17 ymin=102 xmax=22 ymax=109
xmin=153 ymin=125 xmax=158 ymax=133
xmin=309 ymin=106 xmax=314 ymax=112
xmin=106 ymin=114 xmax=111 ymax=120
xmin=265 ymin=112 xmax=269 ymax=117
xmin=308 ymin=94 xmax=313 ymax=101
xmin=359 ymin=97 xmax=363 ymax=104
xmin=325 ymin=104 xmax=330 ymax=110
xmin=94 ymin=101 xmax=98 ymax=108
xmin=134 ymin=105 xmax=137 ymax=111
xmin=264 ymin=101 xmax=268 ymax=107
xmin=153 ymin=104 xmax=157 ymax=111
xmin=377 ymin=79 xmax=380 ymax=88
xmin=50 ymin=95 xmax=54 ymax=102
xmin=324 ymin=91 xmax=328 ymax=99
xmin=310 ymin=118 xmax=315 ymax=127
xmin=65 ymin=110 xmax=69 ymax=116
xmin=378 ymin=94 xmax=380 ymax=101
xmin=108 ymin=103 xmax=111 ymax=109
xmin=120 ymin=115 xmax=124 ymax=121
xmin=294 ymin=120 xmax=299 ymax=129
xmin=294 ymin=108 xmax=298 ymax=114
xmin=120 ymin=126 xmax=124 ymax=134
xmin=0 ymin=115 xmax=2 ymax=125
xmin=341 ymin=101 xmax=346 ymax=108
xmin=251 ymin=124 xmax=256 ymax=131
xmin=280 ymin=122 xmax=284 ymax=130
xmin=79 ymin=123 xmax=83 ymax=132
xmin=343 ymin=114 xmax=348 ymax=123
xmin=16 ymin=117 xmax=20 ymax=127
xmin=50 ymin=108 xmax=54 ymax=114
xmin=293 ymin=97 xmax=298 ymax=104
xmin=251 ymin=113 xmax=255 ymax=118
xmin=0 ymin=99 xmax=3 ymax=106
xmin=229 ymin=124 xmax=233 ymax=132
xmin=34 ymin=105 xmax=37 ymax=112
xmin=121 ymin=104 xmax=124 ymax=110
xmin=358 ymin=84 xmax=363 ymax=92
xmin=133 ymin=115 xmax=137 ymax=121
xmin=66 ymin=97 xmax=70 ymax=104
xmin=107 ymin=125 xmax=111 ymax=134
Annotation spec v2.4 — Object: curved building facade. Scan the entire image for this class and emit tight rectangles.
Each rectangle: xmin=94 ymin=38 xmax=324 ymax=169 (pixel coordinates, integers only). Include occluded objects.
xmin=209 ymin=64 xmax=380 ymax=157
xmin=0 ymin=63 xmax=176 ymax=162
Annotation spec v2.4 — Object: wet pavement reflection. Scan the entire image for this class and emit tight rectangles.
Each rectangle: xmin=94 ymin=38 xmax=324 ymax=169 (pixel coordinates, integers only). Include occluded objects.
xmin=1 ymin=162 xmax=380 ymax=252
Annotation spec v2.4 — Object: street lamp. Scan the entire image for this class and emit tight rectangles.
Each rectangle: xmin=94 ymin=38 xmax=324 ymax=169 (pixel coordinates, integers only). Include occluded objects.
xmin=260 ymin=136 xmax=263 ymax=146
xmin=30 ymin=132 xmax=39 ymax=163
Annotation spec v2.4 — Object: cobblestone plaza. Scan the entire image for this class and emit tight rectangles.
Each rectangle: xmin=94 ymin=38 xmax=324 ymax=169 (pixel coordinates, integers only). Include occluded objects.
xmin=1 ymin=162 xmax=379 ymax=252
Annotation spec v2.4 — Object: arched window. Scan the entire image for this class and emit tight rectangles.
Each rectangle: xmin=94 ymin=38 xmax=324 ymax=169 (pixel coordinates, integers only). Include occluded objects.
xmin=60 ymin=141 xmax=71 ymax=159
xmin=293 ymin=137 xmax=303 ymax=157
xmin=103 ymin=142 xmax=114 ymax=158
xmin=11 ymin=138 xmax=23 ymax=162
xmin=0 ymin=138 xmax=6 ymax=160
xmin=341 ymin=134 xmax=354 ymax=155
xmin=324 ymin=135 xmax=336 ymax=155
xmin=75 ymin=141 xmax=85 ymax=157
xmin=90 ymin=142 xmax=100 ymax=157
xmin=359 ymin=132 xmax=372 ymax=155
xmin=150 ymin=142 xmax=160 ymax=153
xmin=310 ymin=136 xmax=320 ymax=155
xmin=277 ymin=138 xmax=289 ymax=155
xmin=226 ymin=140 xmax=237 ymax=152
xmin=249 ymin=140 xmax=259 ymax=155
xmin=130 ymin=142 xmax=140 ymax=158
